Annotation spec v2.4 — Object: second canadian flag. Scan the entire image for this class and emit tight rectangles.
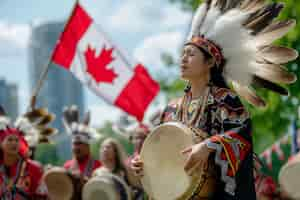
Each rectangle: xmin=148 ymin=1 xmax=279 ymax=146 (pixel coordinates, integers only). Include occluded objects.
xmin=51 ymin=3 xmax=160 ymax=121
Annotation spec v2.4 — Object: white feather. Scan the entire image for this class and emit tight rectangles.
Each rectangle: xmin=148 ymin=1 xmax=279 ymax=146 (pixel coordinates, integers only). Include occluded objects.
xmin=184 ymin=0 xmax=297 ymax=105
xmin=205 ymin=9 xmax=256 ymax=85
xmin=0 ymin=116 xmax=10 ymax=131
xmin=71 ymin=122 xmax=101 ymax=142
xmin=15 ymin=116 xmax=42 ymax=146
xmin=25 ymin=129 xmax=39 ymax=147
xmin=14 ymin=117 xmax=35 ymax=134
xmin=188 ymin=3 xmax=208 ymax=39
xmin=254 ymin=20 xmax=296 ymax=47
xmin=205 ymin=10 xmax=256 ymax=86
xmin=200 ymin=7 xmax=221 ymax=35
xmin=186 ymin=1 xmax=296 ymax=105
xmin=70 ymin=122 xmax=79 ymax=133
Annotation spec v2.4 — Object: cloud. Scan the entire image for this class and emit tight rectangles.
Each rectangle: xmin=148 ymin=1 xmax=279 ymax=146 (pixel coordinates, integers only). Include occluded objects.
xmin=0 ymin=21 xmax=31 ymax=57
xmin=133 ymin=31 xmax=184 ymax=72
xmin=109 ymin=1 xmax=153 ymax=32
xmin=109 ymin=0 xmax=190 ymax=33
xmin=88 ymin=104 xmax=122 ymax=127
xmin=161 ymin=6 xmax=191 ymax=28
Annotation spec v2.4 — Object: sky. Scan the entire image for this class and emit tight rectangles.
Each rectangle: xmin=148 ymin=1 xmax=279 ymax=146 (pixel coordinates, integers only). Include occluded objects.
xmin=0 ymin=0 xmax=192 ymax=127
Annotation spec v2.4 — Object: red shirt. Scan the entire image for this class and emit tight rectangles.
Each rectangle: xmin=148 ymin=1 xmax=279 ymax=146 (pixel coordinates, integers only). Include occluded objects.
xmin=64 ymin=155 xmax=101 ymax=177
xmin=0 ymin=158 xmax=46 ymax=199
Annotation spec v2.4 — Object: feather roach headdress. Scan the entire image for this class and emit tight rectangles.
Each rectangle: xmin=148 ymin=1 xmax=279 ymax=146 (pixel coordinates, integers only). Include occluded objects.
xmin=62 ymin=105 xmax=99 ymax=144
xmin=15 ymin=108 xmax=57 ymax=147
xmin=187 ymin=0 xmax=298 ymax=106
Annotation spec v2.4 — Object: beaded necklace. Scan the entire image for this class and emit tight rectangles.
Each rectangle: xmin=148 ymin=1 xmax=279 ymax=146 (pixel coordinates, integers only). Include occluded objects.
xmin=0 ymin=158 xmax=25 ymax=200
xmin=176 ymin=86 xmax=210 ymax=127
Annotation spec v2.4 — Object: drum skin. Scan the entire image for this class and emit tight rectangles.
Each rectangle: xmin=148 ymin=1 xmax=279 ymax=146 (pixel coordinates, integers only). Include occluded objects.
xmin=279 ymin=153 xmax=300 ymax=199
xmin=140 ymin=122 xmax=216 ymax=200
xmin=82 ymin=169 xmax=131 ymax=200
xmin=44 ymin=167 xmax=74 ymax=200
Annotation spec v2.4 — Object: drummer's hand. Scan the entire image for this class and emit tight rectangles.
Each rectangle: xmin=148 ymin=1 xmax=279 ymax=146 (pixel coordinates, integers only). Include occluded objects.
xmin=181 ymin=142 xmax=214 ymax=176
xmin=131 ymin=155 xmax=144 ymax=178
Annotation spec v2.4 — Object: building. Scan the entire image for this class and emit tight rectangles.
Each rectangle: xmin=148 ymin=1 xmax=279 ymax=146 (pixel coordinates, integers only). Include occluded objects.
xmin=28 ymin=21 xmax=85 ymax=132
xmin=28 ymin=21 xmax=85 ymax=159
xmin=0 ymin=79 xmax=19 ymax=120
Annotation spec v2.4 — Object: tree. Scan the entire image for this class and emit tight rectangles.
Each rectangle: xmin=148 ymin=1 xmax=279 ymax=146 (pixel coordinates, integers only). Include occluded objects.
xmin=35 ymin=143 xmax=63 ymax=165
xmin=163 ymin=0 xmax=300 ymax=153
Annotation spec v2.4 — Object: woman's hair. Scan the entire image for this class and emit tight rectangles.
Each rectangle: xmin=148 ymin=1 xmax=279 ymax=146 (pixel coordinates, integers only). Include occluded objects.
xmin=100 ymin=138 xmax=128 ymax=175
xmin=195 ymin=45 xmax=229 ymax=89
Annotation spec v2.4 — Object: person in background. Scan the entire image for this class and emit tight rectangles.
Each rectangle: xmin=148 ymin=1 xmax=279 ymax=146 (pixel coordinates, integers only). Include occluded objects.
xmin=99 ymin=137 xmax=145 ymax=199
xmin=0 ymin=106 xmax=48 ymax=200
xmin=99 ymin=138 xmax=130 ymax=180
xmin=62 ymin=106 xmax=101 ymax=200
xmin=62 ymin=105 xmax=101 ymax=178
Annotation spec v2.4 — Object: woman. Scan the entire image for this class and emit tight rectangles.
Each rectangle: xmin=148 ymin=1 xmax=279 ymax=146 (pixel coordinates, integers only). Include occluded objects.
xmin=99 ymin=138 xmax=144 ymax=199
xmin=99 ymin=138 xmax=129 ymax=179
xmin=131 ymin=0 xmax=298 ymax=199
xmin=0 ymin=116 xmax=48 ymax=199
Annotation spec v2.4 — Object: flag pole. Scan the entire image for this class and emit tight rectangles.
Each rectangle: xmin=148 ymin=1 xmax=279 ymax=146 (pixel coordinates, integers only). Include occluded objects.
xmin=28 ymin=60 xmax=51 ymax=111
xmin=28 ymin=0 xmax=80 ymax=111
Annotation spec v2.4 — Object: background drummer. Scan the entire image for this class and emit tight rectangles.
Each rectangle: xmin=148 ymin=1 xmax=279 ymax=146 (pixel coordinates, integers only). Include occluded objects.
xmin=63 ymin=136 xmax=101 ymax=179
xmin=0 ymin=106 xmax=48 ymax=199
xmin=62 ymin=106 xmax=102 ymax=180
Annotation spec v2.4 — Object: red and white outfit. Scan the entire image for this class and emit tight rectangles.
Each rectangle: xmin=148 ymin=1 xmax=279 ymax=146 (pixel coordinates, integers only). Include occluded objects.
xmin=64 ymin=155 xmax=101 ymax=178
xmin=0 ymin=159 xmax=47 ymax=200
xmin=0 ymin=125 xmax=47 ymax=200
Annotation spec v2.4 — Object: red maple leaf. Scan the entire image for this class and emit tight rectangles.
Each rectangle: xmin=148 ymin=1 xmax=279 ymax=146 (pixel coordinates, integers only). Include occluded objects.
xmin=84 ymin=45 xmax=118 ymax=84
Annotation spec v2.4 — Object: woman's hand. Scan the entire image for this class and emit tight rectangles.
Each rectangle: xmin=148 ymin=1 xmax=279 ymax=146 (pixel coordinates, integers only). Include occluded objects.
xmin=181 ymin=142 xmax=213 ymax=176
xmin=130 ymin=155 xmax=144 ymax=178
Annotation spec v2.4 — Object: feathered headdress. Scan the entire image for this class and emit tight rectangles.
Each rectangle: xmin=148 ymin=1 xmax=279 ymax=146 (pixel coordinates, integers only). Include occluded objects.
xmin=14 ymin=108 xmax=57 ymax=147
xmin=187 ymin=0 xmax=298 ymax=106
xmin=0 ymin=106 xmax=57 ymax=157
xmin=62 ymin=105 xmax=99 ymax=144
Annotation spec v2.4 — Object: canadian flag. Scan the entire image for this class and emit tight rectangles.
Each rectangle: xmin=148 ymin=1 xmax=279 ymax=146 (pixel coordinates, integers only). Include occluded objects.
xmin=51 ymin=3 xmax=160 ymax=121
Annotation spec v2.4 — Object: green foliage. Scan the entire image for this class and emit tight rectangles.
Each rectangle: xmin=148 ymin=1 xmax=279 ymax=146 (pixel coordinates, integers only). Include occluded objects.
xmin=35 ymin=143 xmax=63 ymax=165
xmin=169 ymin=0 xmax=202 ymax=10
xmin=163 ymin=0 xmax=300 ymax=153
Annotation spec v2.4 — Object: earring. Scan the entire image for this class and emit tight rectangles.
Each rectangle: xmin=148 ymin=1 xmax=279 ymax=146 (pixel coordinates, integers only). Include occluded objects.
xmin=184 ymin=81 xmax=191 ymax=93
